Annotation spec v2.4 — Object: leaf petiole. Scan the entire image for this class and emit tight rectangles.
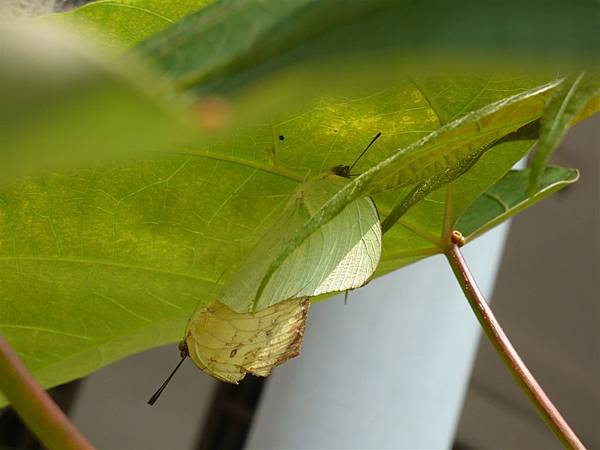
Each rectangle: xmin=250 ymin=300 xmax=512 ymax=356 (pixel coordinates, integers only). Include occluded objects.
xmin=445 ymin=232 xmax=585 ymax=450
xmin=0 ymin=335 xmax=95 ymax=450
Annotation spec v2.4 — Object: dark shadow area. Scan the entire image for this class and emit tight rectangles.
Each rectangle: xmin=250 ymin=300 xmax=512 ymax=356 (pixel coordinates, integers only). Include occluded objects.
xmin=195 ymin=377 xmax=266 ymax=450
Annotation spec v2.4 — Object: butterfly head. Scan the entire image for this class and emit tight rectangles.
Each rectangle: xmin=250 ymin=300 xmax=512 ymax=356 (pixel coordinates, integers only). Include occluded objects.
xmin=330 ymin=164 xmax=351 ymax=178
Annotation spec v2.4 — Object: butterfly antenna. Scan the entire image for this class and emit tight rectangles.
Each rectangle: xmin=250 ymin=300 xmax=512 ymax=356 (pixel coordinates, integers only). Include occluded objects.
xmin=147 ymin=352 xmax=188 ymax=406
xmin=348 ymin=131 xmax=382 ymax=172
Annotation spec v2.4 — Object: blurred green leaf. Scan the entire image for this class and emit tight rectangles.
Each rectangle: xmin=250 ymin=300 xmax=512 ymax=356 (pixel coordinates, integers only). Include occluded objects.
xmin=528 ymin=72 xmax=600 ymax=191
xmin=136 ymin=0 xmax=600 ymax=94
xmin=0 ymin=24 xmax=198 ymax=183
xmin=40 ymin=0 xmax=214 ymax=50
xmin=128 ymin=0 xmax=598 ymax=137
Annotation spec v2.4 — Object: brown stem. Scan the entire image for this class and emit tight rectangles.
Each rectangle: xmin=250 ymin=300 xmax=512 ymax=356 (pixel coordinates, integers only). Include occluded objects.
xmin=0 ymin=335 xmax=95 ymax=450
xmin=445 ymin=238 xmax=585 ymax=450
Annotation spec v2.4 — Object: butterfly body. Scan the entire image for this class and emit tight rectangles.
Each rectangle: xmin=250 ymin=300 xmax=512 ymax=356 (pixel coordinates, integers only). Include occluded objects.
xmin=331 ymin=164 xmax=351 ymax=178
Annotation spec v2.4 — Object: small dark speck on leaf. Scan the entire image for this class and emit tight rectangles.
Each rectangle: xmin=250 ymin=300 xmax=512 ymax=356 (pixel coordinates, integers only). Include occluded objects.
xmin=229 ymin=348 xmax=238 ymax=358
xmin=279 ymin=135 xmax=285 ymax=141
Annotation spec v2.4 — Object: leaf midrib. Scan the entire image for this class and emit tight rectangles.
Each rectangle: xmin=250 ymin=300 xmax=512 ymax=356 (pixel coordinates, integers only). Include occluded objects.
xmin=171 ymin=111 xmax=543 ymax=189
xmin=0 ymin=255 xmax=217 ymax=285
xmin=167 ymin=150 xmax=305 ymax=182
xmin=69 ymin=1 xmax=176 ymax=24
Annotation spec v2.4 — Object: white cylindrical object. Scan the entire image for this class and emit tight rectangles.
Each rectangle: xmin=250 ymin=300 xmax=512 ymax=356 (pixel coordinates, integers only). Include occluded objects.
xmin=246 ymin=224 xmax=509 ymax=449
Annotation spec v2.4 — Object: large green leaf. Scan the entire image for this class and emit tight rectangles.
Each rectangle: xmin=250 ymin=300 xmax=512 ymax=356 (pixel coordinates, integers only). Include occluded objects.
xmin=0 ymin=24 xmax=197 ymax=183
xmin=0 ymin=75 xmax=572 ymax=404
xmin=40 ymin=0 xmax=214 ymax=50
xmin=2 ymin=0 xmax=598 ymax=408
xmin=136 ymin=0 xmax=600 ymax=92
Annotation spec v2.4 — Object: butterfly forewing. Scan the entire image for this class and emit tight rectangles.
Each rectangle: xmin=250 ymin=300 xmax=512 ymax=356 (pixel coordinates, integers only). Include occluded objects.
xmin=185 ymin=297 xmax=309 ymax=383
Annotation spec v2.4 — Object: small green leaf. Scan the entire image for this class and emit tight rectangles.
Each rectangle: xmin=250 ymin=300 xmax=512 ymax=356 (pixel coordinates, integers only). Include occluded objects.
xmin=374 ymin=137 xmax=540 ymax=274
xmin=379 ymin=121 xmax=539 ymax=235
xmin=528 ymin=73 xmax=600 ymax=191
xmin=40 ymin=0 xmax=214 ymax=50
xmin=457 ymin=166 xmax=579 ymax=240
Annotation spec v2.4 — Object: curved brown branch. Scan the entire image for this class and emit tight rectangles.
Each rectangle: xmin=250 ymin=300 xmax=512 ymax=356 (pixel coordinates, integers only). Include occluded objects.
xmin=0 ymin=335 xmax=95 ymax=450
xmin=445 ymin=237 xmax=585 ymax=450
